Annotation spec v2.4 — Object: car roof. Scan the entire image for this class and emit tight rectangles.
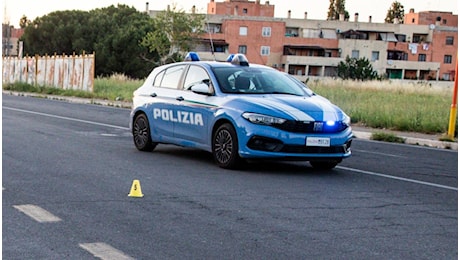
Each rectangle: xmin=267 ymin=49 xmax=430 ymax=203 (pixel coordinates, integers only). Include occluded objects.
xmin=162 ymin=52 xmax=273 ymax=71
xmin=172 ymin=60 xmax=268 ymax=69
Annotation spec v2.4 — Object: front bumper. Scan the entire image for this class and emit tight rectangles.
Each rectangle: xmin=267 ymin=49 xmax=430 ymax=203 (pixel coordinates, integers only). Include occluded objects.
xmin=237 ymin=122 xmax=353 ymax=160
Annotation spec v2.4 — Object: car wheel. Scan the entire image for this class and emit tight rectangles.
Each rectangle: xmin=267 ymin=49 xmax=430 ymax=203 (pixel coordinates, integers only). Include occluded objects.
xmin=133 ymin=113 xmax=157 ymax=152
xmin=310 ymin=160 xmax=339 ymax=170
xmin=212 ymin=123 xmax=243 ymax=169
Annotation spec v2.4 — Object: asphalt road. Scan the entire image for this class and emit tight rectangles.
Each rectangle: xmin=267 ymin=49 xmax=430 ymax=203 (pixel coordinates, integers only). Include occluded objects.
xmin=3 ymin=94 xmax=458 ymax=259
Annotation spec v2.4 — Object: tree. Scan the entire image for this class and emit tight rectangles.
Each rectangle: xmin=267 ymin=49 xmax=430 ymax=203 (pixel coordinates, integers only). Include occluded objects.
xmin=20 ymin=5 xmax=155 ymax=78
xmin=385 ymin=1 xmax=405 ymax=24
xmin=327 ymin=0 xmax=335 ymax=20
xmin=338 ymin=56 xmax=379 ymax=81
xmin=19 ymin=15 xmax=31 ymax=28
xmin=87 ymin=5 xmax=156 ymax=78
xmin=140 ymin=4 xmax=205 ymax=65
xmin=326 ymin=0 xmax=349 ymax=20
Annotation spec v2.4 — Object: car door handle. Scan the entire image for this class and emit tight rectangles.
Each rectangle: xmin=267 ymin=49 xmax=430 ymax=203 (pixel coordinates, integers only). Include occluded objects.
xmin=150 ymin=93 xmax=157 ymax=97
xmin=176 ymin=96 xmax=184 ymax=101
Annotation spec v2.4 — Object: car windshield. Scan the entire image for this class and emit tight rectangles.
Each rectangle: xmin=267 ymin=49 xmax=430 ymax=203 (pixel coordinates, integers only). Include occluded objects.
xmin=212 ymin=67 xmax=308 ymax=96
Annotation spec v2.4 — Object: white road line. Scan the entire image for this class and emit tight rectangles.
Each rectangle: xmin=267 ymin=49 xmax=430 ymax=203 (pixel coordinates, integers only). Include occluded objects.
xmin=337 ymin=166 xmax=458 ymax=191
xmin=3 ymin=106 xmax=129 ymax=130
xmin=13 ymin=204 xmax=62 ymax=223
xmin=79 ymin=242 xmax=135 ymax=260
xmin=353 ymin=149 xmax=407 ymax=158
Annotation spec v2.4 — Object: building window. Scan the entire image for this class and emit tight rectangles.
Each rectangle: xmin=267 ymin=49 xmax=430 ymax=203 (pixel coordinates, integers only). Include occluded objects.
xmin=444 ymin=55 xmax=452 ymax=64
xmin=262 ymin=27 xmax=271 ymax=37
xmin=442 ymin=73 xmax=450 ymax=80
xmin=238 ymin=45 xmax=247 ymax=54
xmin=411 ymin=18 xmax=415 ymax=23
xmin=418 ymin=54 xmax=426 ymax=62
xmin=351 ymin=50 xmax=359 ymax=58
xmin=239 ymin=26 xmax=248 ymax=36
xmin=446 ymin=36 xmax=454 ymax=45
xmin=371 ymin=51 xmax=379 ymax=61
xmin=243 ymin=8 xmax=248 ymax=14
xmin=261 ymin=46 xmax=270 ymax=56
xmin=442 ymin=19 xmax=447 ymax=24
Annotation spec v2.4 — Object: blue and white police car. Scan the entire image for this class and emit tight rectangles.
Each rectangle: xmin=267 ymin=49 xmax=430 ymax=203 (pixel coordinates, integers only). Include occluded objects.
xmin=130 ymin=53 xmax=352 ymax=169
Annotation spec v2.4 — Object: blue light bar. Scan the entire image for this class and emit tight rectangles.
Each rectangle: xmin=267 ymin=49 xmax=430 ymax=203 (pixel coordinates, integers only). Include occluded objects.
xmin=184 ymin=52 xmax=200 ymax=61
xmin=226 ymin=53 xmax=249 ymax=66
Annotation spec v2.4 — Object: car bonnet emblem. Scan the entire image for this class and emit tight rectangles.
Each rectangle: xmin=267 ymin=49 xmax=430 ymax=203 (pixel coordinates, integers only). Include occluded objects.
xmin=313 ymin=122 xmax=323 ymax=132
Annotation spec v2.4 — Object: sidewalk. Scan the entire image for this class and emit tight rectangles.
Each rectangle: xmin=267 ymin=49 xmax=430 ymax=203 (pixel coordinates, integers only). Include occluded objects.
xmin=3 ymin=90 xmax=458 ymax=151
xmin=352 ymin=125 xmax=458 ymax=151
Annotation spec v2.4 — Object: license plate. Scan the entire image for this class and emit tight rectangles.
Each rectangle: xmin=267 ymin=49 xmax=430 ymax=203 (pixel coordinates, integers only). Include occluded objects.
xmin=306 ymin=137 xmax=330 ymax=147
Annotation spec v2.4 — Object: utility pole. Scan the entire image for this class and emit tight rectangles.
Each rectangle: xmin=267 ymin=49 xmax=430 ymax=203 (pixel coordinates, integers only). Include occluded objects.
xmin=3 ymin=4 xmax=11 ymax=56
xmin=447 ymin=57 xmax=458 ymax=140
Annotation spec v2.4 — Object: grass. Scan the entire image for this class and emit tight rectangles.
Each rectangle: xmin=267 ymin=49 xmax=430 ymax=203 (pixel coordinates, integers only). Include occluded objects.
xmin=3 ymin=76 xmax=456 ymax=135
xmin=93 ymin=73 xmax=143 ymax=101
xmin=3 ymin=73 xmax=142 ymax=102
xmin=371 ymin=132 xmax=406 ymax=143
xmin=308 ymin=78 xmax=454 ymax=134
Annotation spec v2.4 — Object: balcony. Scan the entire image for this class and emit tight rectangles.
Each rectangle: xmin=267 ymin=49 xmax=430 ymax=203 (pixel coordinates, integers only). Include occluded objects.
xmin=282 ymin=55 xmax=343 ymax=67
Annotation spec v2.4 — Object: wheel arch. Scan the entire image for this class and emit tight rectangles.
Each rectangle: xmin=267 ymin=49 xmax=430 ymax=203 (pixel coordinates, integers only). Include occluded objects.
xmin=131 ymin=109 xmax=148 ymax=134
xmin=212 ymin=118 xmax=234 ymax=139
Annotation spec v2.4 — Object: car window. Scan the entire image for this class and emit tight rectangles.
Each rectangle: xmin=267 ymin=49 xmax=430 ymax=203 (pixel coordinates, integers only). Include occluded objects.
xmin=183 ymin=65 xmax=211 ymax=90
xmin=153 ymin=70 xmax=165 ymax=87
xmin=158 ymin=65 xmax=186 ymax=89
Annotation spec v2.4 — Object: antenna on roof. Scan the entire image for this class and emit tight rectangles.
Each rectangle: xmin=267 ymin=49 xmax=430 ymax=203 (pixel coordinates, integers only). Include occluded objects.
xmin=205 ymin=13 xmax=216 ymax=61
xmin=3 ymin=4 xmax=10 ymax=25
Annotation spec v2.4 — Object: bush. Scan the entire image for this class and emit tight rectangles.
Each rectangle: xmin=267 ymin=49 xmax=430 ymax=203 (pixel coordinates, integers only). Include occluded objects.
xmin=338 ymin=56 xmax=379 ymax=81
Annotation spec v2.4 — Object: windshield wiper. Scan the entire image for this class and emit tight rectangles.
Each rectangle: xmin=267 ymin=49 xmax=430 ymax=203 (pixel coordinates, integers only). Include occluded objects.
xmin=264 ymin=91 xmax=300 ymax=96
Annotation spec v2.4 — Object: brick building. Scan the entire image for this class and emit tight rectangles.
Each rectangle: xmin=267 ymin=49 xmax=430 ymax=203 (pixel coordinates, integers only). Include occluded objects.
xmin=152 ymin=0 xmax=457 ymax=81
xmin=2 ymin=24 xmax=24 ymax=57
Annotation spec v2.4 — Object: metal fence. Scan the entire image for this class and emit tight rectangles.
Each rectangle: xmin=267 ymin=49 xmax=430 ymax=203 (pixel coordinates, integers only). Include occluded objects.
xmin=2 ymin=52 xmax=95 ymax=92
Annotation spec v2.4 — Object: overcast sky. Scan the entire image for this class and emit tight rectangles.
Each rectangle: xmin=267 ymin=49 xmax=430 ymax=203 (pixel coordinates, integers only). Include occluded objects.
xmin=3 ymin=0 xmax=459 ymax=27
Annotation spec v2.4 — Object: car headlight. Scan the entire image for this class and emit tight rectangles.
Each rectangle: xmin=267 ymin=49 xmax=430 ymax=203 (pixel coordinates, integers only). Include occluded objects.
xmin=242 ymin=113 xmax=286 ymax=126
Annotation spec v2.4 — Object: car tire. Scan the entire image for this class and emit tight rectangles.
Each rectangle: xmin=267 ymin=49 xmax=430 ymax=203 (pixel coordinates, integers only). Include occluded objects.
xmin=133 ymin=113 xmax=157 ymax=152
xmin=309 ymin=160 xmax=339 ymax=170
xmin=212 ymin=123 xmax=243 ymax=169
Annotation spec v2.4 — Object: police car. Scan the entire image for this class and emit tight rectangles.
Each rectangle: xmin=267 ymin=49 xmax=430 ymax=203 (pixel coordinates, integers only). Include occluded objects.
xmin=130 ymin=53 xmax=352 ymax=169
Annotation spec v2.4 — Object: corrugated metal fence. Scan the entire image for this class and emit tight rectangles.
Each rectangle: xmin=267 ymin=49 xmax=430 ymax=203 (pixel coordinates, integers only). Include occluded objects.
xmin=2 ymin=52 xmax=95 ymax=92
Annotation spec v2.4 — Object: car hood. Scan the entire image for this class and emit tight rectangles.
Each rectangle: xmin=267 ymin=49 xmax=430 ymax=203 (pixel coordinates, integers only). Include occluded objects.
xmin=224 ymin=94 xmax=345 ymax=121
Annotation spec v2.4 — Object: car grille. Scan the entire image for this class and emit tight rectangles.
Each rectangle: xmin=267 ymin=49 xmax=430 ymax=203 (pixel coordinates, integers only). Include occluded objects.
xmin=247 ymin=136 xmax=352 ymax=154
xmin=274 ymin=120 xmax=348 ymax=133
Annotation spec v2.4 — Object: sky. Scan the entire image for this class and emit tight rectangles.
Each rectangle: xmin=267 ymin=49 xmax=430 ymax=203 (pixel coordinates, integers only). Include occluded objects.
xmin=2 ymin=0 xmax=459 ymax=28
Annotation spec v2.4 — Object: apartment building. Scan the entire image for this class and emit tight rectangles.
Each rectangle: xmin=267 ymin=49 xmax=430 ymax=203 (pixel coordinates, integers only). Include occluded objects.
xmin=2 ymin=24 xmax=24 ymax=57
xmin=180 ymin=0 xmax=458 ymax=81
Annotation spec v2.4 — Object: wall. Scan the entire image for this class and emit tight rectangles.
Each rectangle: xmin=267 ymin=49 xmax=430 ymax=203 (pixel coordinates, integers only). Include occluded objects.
xmin=2 ymin=53 xmax=95 ymax=92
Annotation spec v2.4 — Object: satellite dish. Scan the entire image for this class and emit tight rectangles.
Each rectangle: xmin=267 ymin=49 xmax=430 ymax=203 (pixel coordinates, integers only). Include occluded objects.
xmin=429 ymin=24 xmax=435 ymax=30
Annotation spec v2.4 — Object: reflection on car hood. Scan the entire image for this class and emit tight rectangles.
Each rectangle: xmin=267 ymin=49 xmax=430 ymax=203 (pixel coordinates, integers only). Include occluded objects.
xmin=224 ymin=94 xmax=343 ymax=121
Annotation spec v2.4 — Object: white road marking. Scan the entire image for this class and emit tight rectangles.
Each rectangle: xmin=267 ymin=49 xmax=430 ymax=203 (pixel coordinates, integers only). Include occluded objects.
xmin=337 ymin=166 xmax=458 ymax=191
xmin=79 ymin=242 xmax=134 ymax=260
xmin=13 ymin=204 xmax=62 ymax=223
xmin=353 ymin=149 xmax=407 ymax=158
xmin=3 ymin=107 xmax=129 ymax=130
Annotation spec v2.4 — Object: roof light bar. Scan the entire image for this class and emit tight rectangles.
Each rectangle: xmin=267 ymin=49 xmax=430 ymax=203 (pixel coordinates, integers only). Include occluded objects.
xmin=184 ymin=52 xmax=201 ymax=61
xmin=227 ymin=53 xmax=249 ymax=66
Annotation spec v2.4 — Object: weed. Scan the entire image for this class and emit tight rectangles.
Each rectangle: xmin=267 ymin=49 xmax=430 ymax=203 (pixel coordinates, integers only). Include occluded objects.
xmin=371 ymin=132 xmax=406 ymax=143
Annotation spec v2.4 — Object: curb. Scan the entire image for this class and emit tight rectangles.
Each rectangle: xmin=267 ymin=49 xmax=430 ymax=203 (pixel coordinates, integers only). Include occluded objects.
xmin=353 ymin=130 xmax=458 ymax=151
xmin=3 ymin=90 xmax=458 ymax=151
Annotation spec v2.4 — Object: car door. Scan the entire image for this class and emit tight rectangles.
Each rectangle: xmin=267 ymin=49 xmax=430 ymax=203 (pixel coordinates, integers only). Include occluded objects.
xmin=146 ymin=64 xmax=186 ymax=142
xmin=173 ymin=65 xmax=217 ymax=148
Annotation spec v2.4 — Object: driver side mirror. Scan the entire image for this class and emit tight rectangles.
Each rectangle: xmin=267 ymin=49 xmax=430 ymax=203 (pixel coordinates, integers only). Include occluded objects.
xmin=191 ymin=82 xmax=213 ymax=95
